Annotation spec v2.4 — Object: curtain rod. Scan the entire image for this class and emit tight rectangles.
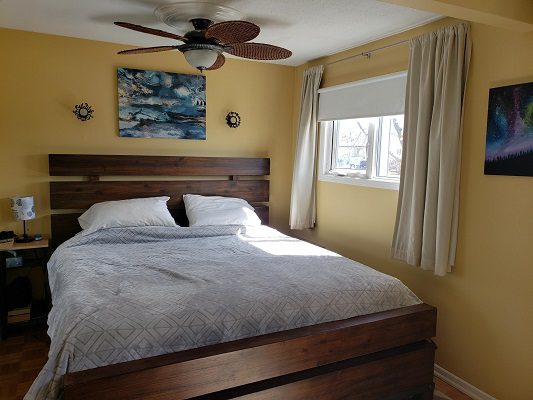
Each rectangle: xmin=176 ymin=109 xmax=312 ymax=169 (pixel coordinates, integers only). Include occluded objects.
xmin=325 ymin=38 xmax=410 ymax=66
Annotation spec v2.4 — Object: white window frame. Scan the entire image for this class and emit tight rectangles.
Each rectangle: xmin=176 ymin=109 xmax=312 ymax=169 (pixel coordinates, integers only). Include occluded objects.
xmin=318 ymin=119 xmax=401 ymax=190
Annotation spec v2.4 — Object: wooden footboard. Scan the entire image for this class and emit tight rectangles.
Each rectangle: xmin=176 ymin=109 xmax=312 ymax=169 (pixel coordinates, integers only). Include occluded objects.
xmin=64 ymin=303 xmax=436 ymax=400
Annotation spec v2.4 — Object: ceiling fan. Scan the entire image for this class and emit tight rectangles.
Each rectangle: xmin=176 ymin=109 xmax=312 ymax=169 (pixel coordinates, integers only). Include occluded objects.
xmin=114 ymin=2 xmax=292 ymax=72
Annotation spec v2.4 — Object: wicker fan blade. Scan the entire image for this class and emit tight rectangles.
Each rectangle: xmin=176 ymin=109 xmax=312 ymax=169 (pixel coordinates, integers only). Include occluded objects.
xmin=228 ymin=43 xmax=292 ymax=60
xmin=205 ymin=21 xmax=260 ymax=44
xmin=206 ymin=53 xmax=226 ymax=70
xmin=118 ymin=46 xmax=179 ymax=55
xmin=114 ymin=22 xmax=187 ymax=42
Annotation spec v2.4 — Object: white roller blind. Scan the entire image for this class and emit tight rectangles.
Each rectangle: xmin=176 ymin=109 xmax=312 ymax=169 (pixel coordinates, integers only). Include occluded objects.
xmin=318 ymin=71 xmax=407 ymax=121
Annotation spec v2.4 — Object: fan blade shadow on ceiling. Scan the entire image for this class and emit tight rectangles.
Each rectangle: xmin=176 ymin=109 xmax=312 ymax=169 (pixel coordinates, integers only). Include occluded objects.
xmin=91 ymin=0 xmax=168 ymax=25
xmin=111 ymin=0 xmax=243 ymax=18
xmin=92 ymin=13 xmax=159 ymax=26
xmin=245 ymin=16 xmax=292 ymax=30
xmin=116 ymin=0 xmax=176 ymax=8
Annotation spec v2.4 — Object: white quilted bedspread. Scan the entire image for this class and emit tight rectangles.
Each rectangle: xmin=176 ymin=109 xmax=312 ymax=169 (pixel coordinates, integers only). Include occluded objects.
xmin=26 ymin=225 xmax=420 ymax=399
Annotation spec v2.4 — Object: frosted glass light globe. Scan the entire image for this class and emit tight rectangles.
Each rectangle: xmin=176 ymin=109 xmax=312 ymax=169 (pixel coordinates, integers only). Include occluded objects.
xmin=184 ymin=49 xmax=218 ymax=70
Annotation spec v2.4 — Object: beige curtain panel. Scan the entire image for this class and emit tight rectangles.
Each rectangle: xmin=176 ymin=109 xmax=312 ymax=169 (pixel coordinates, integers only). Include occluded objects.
xmin=290 ymin=65 xmax=324 ymax=229
xmin=392 ymin=23 xmax=472 ymax=276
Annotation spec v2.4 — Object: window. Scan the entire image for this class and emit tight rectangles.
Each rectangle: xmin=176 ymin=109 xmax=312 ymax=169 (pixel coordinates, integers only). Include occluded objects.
xmin=317 ymin=71 xmax=407 ymax=190
xmin=319 ymin=114 xmax=404 ymax=189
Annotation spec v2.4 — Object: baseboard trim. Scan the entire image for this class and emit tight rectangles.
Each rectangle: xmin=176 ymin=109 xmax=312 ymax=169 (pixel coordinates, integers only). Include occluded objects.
xmin=434 ymin=364 xmax=498 ymax=400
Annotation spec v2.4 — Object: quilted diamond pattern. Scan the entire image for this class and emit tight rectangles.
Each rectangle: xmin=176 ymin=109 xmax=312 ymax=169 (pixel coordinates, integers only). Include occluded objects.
xmin=26 ymin=225 xmax=420 ymax=400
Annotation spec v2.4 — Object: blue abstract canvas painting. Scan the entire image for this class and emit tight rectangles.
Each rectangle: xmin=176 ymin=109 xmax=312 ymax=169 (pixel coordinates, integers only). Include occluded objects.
xmin=118 ymin=68 xmax=206 ymax=140
xmin=485 ymin=81 xmax=533 ymax=176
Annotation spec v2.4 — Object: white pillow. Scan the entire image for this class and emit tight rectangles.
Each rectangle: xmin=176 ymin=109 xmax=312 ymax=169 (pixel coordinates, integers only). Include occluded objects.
xmin=183 ymin=194 xmax=262 ymax=226
xmin=78 ymin=196 xmax=177 ymax=231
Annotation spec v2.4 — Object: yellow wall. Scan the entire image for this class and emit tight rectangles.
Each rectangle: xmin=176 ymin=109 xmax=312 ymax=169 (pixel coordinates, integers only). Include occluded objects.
xmin=293 ymin=19 xmax=533 ymax=399
xmin=0 ymin=28 xmax=295 ymax=235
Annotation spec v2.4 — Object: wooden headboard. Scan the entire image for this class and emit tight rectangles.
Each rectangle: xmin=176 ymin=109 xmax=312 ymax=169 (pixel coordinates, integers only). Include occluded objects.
xmin=49 ymin=154 xmax=270 ymax=246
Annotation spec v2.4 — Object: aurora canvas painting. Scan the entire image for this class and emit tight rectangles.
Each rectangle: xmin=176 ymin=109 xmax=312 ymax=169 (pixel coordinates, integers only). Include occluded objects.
xmin=484 ymin=81 xmax=533 ymax=176
xmin=118 ymin=68 xmax=206 ymax=140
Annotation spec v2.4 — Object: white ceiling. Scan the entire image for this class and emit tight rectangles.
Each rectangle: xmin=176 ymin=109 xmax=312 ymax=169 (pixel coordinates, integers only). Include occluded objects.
xmin=0 ymin=0 xmax=440 ymax=66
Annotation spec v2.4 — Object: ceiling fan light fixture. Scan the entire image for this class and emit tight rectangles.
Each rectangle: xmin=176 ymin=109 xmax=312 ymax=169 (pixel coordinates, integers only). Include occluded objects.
xmin=179 ymin=43 xmax=226 ymax=71
xmin=183 ymin=48 xmax=219 ymax=70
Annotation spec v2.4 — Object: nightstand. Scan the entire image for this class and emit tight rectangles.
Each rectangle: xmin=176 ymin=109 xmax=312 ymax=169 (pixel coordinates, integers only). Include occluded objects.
xmin=0 ymin=239 xmax=50 ymax=339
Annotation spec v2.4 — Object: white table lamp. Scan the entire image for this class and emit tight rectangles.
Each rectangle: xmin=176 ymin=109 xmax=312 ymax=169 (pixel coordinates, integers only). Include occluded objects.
xmin=10 ymin=195 xmax=36 ymax=242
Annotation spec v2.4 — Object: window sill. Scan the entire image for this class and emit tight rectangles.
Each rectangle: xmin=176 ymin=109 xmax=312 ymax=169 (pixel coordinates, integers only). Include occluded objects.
xmin=318 ymin=173 xmax=400 ymax=190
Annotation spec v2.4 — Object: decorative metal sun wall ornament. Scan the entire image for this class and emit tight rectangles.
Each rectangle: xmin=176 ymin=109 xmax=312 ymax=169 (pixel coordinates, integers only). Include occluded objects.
xmin=73 ymin=103 xmax=94 ymax=121
xmin=226 ymin=111 xmax=241 ymax=128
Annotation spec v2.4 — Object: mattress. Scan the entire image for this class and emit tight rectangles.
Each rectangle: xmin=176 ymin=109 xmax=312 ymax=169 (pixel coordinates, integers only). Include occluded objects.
xmin=26 ymin=225 xmax=421 ymax=399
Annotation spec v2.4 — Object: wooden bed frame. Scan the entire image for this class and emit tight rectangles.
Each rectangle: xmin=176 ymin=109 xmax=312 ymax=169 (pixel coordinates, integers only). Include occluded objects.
xmin=48 ymin=154 xmax=437 ymax=400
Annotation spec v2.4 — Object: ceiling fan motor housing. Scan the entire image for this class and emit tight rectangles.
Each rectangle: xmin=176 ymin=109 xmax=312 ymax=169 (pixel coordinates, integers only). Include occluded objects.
xmin=178 ymin=42 xmax=228 ymax=55
xmin=190 ymin=18 xmax=214 ymax=31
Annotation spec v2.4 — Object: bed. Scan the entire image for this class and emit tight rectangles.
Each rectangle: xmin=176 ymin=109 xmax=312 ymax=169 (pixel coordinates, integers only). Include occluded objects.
xmin=30 ymin=154 xmax=436 ymax=400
